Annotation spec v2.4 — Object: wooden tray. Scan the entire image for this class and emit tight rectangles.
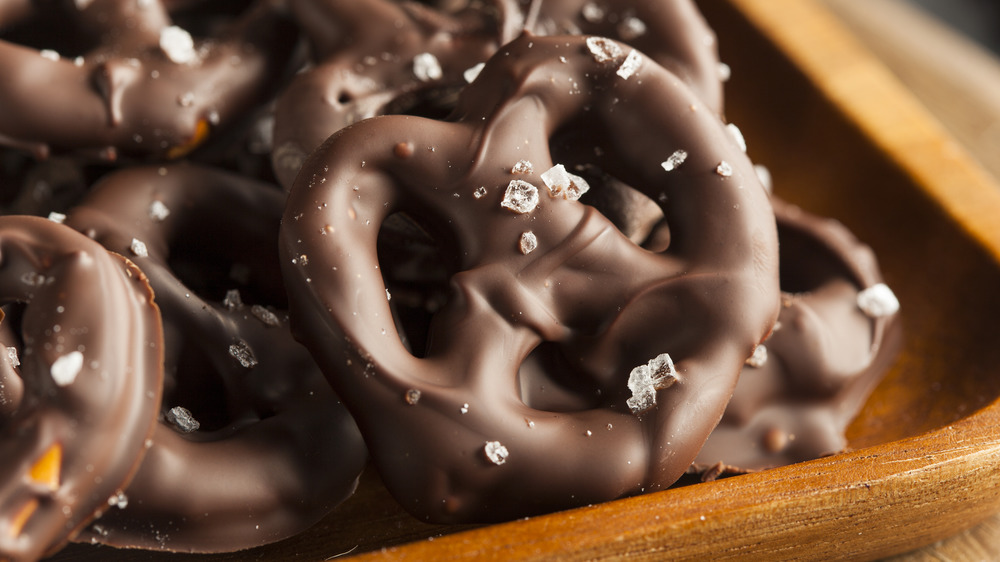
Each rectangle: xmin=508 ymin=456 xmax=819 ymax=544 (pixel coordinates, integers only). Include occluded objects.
xmin=52 ymin=0 xmax=1000 ymax=559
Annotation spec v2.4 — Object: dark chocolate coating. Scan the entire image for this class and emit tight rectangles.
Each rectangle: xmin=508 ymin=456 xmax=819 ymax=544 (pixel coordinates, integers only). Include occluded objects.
xmin=691 ymin=197 xmax=901 ymax=476
xmin=280 ymin=35 xmax=779 ymax=523
xmin=0 ymin=216 xmax=164 ymax=562
xmin=271 ymin=0 xmax=722 ymax=189
xmin=63 ymin=164 xmax=367 ymax=552
xmin=0 ymin=0 xmax=297 ymax=161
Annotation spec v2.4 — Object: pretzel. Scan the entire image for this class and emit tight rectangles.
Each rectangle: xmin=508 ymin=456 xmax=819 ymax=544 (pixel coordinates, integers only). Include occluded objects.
xmin=690 ymin=197 xmax=901 ymax=479
xmin=280 ymin=34 xmax=780 ymax=522
xmin=270 ymin=0 xmax=722 ymax=189
xmin=0 ymin=215 xmax=163 ymax=561
xmin=63 ymin=163 xmax=367 ymax=552
xmin=0 ymin=0 xmax=297 ymax=162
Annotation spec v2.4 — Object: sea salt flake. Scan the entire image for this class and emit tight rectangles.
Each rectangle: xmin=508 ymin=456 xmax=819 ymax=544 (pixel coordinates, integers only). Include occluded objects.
xmin=718 ymin=62 xmax=732 ymax=82
xmin=148 ymin=200 xmax=170 ymax=221
xmin=51 ymin=351 xmax=84 ymax=386
xmin=618 ymin=16 xmax=647 ymax=40
xmin=130 ymin=238 xmax=148 ymax=257
xmin=461 ymin=403 xmax=470 ymax=414
xmin=47 ymin=212 xmax=66 ymax=224
xmin=586 ymin=36 xmax=623 ymax=63
xmin=501 ymin=179 xmax=539 ymax=214
xmin=40 ymin=50 xmax=60 ymax=62
xmin=754 ymin=164 xmax=773 ymax=193
xmin=222 ymin=289 xmax=243 ymax=310
xmin=6 ymin=346 xmax=19 ymax=368
xmin=716 ymin=161 xmax=733 ymax=177
xmin=661 ymin=150 xmax=688 ymax=172
xmin=484 ymin=441 xmax=509 ymax=465
xmin=159 ymin=26 xmax=198 ymax=65
xmin=166 ymin=406 xmax=200 ymax=433
xmin=519 ymin=231 xmax=538 ymax=255
xmin=626 ymin=353 xmax=678 ymax=414
xmin=746 ymin=345 xmax=768 ymax=368
xmin=250 ymin=305 xmax=282 ymax=327
xmin=727 ymin=123 xmax=747 ymax=153
xmin=413 ymin=52 xmax=442 ymax=82
xmin=228 ymin=339 xmax=258 ymax=369
xmin=473 ymin=186 xmax=488 ymax=199
xmin=511 ymin=159 xmax=533 ymax=174
xmin=540 ymin=164 xmax=590 ymax=200
xmin=109 ymin=491 xmax=128 ymax=509
xmin=857 ymin=283 xmax=899 ymax=318
xmin=581 ymin=3 xmax=605 ymax=23
xmin=463 ymin=62 xmax=485 ymax=83
xmin=404 ymin=389 xmax=421 ymax=405
xmin=616 ymin=50 xmax=642 ymax=80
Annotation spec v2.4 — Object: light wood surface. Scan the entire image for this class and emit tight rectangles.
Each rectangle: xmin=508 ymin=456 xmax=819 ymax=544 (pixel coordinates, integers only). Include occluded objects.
xmin=48 ymin=0 xmax=1000 ymax=559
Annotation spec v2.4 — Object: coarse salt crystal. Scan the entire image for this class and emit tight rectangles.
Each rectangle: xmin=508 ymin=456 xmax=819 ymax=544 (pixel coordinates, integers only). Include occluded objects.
xmin=159 ymin=26 xmax=198 ymax=65
xmin=51 ymin=351 xmax=84 ymax=386
xmin=618 ymin=16 xmax=647 ymax=40
xmin=149 ymin=200 xmax=170 ymax=221
xmin=501 ymin=179 xmax=539 ymax=214
xmin=626 ymin=353 xmax=678 ymax=414
xmin=6 ymin=346 xmax=19 ymax=368
xmin=413 ymin=52 xmax=442 ymax=82
xmin=166 ymin=406 xmax=200 ymax=433
xmin=404 ymin=389 xmax=421 ymax=405
xmin=511 ymin=160 xmax=533 ymax=174
xmin=463 ymin=62 xmax=485 ymax=84
xmin=716 ymin=161 xmax=733 ymax=177
xmin=130 ymin=238 xmax=148 ymax=257
xmin=857 ymin=283 xmax=899 ymax=318
xmin=586 ymin=36 xmax=623 ymax=63
xmin=718 ymin=62 xmax=732 ymax=82
xmin=519 ymin=231 xmax=538 ymax=255
xmin=616 ymin=50 xmax=642 ymax=80
xmin=540 ymin=164 xmax=590 ymax=200
xmin=250 ymin=305 xmax=281 ymax=327
xmin=484 ymin=441 xmax=509 ymax=465
xmin=47 ymin=212 xmax=66 ymax=224
xmin=726 ymin=123 xmax=747 ymax=153
xmin=745 ymin=345 xmax=768 ymax=368
xmin=40 ymin=50 xmax=60 ymax=62
xmin=661 ymin=150 xmax=688 ymax=172
xmin=229 ymin=339 xmax=258 ymax=369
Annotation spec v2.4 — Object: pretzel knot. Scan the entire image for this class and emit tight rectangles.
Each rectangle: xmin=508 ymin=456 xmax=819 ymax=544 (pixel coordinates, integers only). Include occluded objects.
xmin=0 ymin=216 xmax=163 ymax=561
xmin=271 ymin=0 xmax=723 ymax=189
xmin=0 ymin=0 xmax=296 ymax=161
xmin=280 ymin=34 xmax=780 ymax=523
xmin=61 ymin=163 xmax=367 ymax=552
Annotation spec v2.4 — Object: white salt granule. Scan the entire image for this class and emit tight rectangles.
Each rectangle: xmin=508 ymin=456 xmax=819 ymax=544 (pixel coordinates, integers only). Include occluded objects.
xmin=501 ymin=180 xmax=539 ymax=214
xmin=463 ymin=62 xmax=485 ymax=84
xmin=51 ymin=351 xmax=84 ymax=387
xmin=130 ymin=238 xmax=149 ymax=258
xmin=222 ymin=289 xmax=243 ymax=310
xmin=857 ymin=283 xmax=899 ymax=318
xmin=519 ymin=231 xmax=538 ymax=255
xmin=618 ymin=16 xmax=647 ymax=40
xmin=484 ymin=441 xmax=509 ymax=465
xmin=473 ymin=186 xmax=487 ymax=199
xmin=716 ymin=161 xmax=733 ymax=177
xmin=586 ymin=36 xmax=623 ymax=63
xmin=581 ymin=2 xmax=605 ymax=23
xmin=616 ymin=50 xmax=642 ymax=80
xmin=6 ymin=346 xmax=19 ymax=368
xmin=250 ymin=305 xmax=282 ymax=327
xmin=511 ymin=160 xmax=533 ymax=174
xmin=109 ymin=491 xmax=128 ymax=509
xmin=148 ymin=200 xmax=170 ymax=221
xmin=718 ymin=62 xmax=732 ymax=82
xmin=40 ymin=50 xmax=60 ymax=62
xmin=159 ymin=26 xmax=198 ymax=65
xmin=661 ymin=150 xmax=688 ymax=172
xmin=404 ymin=389 xmax=421 ymax=405
xmin=229 ymin=339 xmax=258 ymax=368
xmin=47 ymin=212 xmax=66 ymax=224
xmin=626 ymin=353 xmax=678 ymax=414
xmin=166 ymin=406 xmax=200 ymax=433
xmin=726 ymin=123 xmax=747 ymax=153
xmin=540 ymin=164 xmax=590 ymax=200
xmin=745 ymin=345 xmax=768 ymax=368
xmin=413 ymin=52 xmax=442 ymax=82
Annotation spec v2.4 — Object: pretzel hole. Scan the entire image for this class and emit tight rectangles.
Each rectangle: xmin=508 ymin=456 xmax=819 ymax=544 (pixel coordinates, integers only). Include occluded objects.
xmin=383 ymin=86 xmax=464 ymax=121
xmin=377 ymin=213 xmax=458 ymax=357
xmin=164 ymin=339 xmax=232 ymax=432
xmin=568 ymin=166 xmax=669 ymax=252
xmin=777 ymin=220 xmax=850 ymax=293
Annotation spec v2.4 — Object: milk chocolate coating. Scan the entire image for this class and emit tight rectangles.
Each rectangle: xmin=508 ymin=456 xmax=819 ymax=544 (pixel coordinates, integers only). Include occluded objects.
xmin=281 ymin=35 xmax=779 ymax=523
xmin=0 ymin=216 xmax=164 ymax=562
xmin=271 ymin=0 xmax=721 ymax=188
xmin=63 ymin=164 xmax=367 ymax=552
xmin=0 ymin=0 xmax=297 ymax=161
xmin=691 ymin=198 xmax=901 ymax=476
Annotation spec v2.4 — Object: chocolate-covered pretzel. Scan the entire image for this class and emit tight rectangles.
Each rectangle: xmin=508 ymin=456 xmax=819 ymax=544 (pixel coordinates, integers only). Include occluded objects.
xmin=271 ymin=0 xmax=722 ymax=189
xmin=280 ymin=35 xmax=780 ymax=522
xmin=0 ymin=0 xmax=297 ymax=161
xmin=63 ymin=164 xmax=367 ymax=552
xmin=0 ymin=216 xmax=163 ymax=561
xmin=690 ymin=198 xmax=901 ymax=478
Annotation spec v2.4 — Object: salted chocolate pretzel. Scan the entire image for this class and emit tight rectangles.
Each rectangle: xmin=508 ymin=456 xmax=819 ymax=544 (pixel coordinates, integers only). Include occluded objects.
xmin=280 ymin=34 xmax=780 ymax=523
xmin=0 ymin=0 xmax=297 ymax=161
xmin=0 ymin=216 xmax=163 ymax=561
xmin=63 ymin=164 xmax=367 ymax=552
xmin=690 ymin=197 xmax=901 ymax=479
xmin=271 ymin=0 xmax=723 ymax=189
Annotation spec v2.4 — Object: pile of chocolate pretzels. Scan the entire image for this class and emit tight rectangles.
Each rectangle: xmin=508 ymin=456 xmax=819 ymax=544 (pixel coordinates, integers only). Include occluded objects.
xmin=0 ymin=1 xmax=901 ymax=559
